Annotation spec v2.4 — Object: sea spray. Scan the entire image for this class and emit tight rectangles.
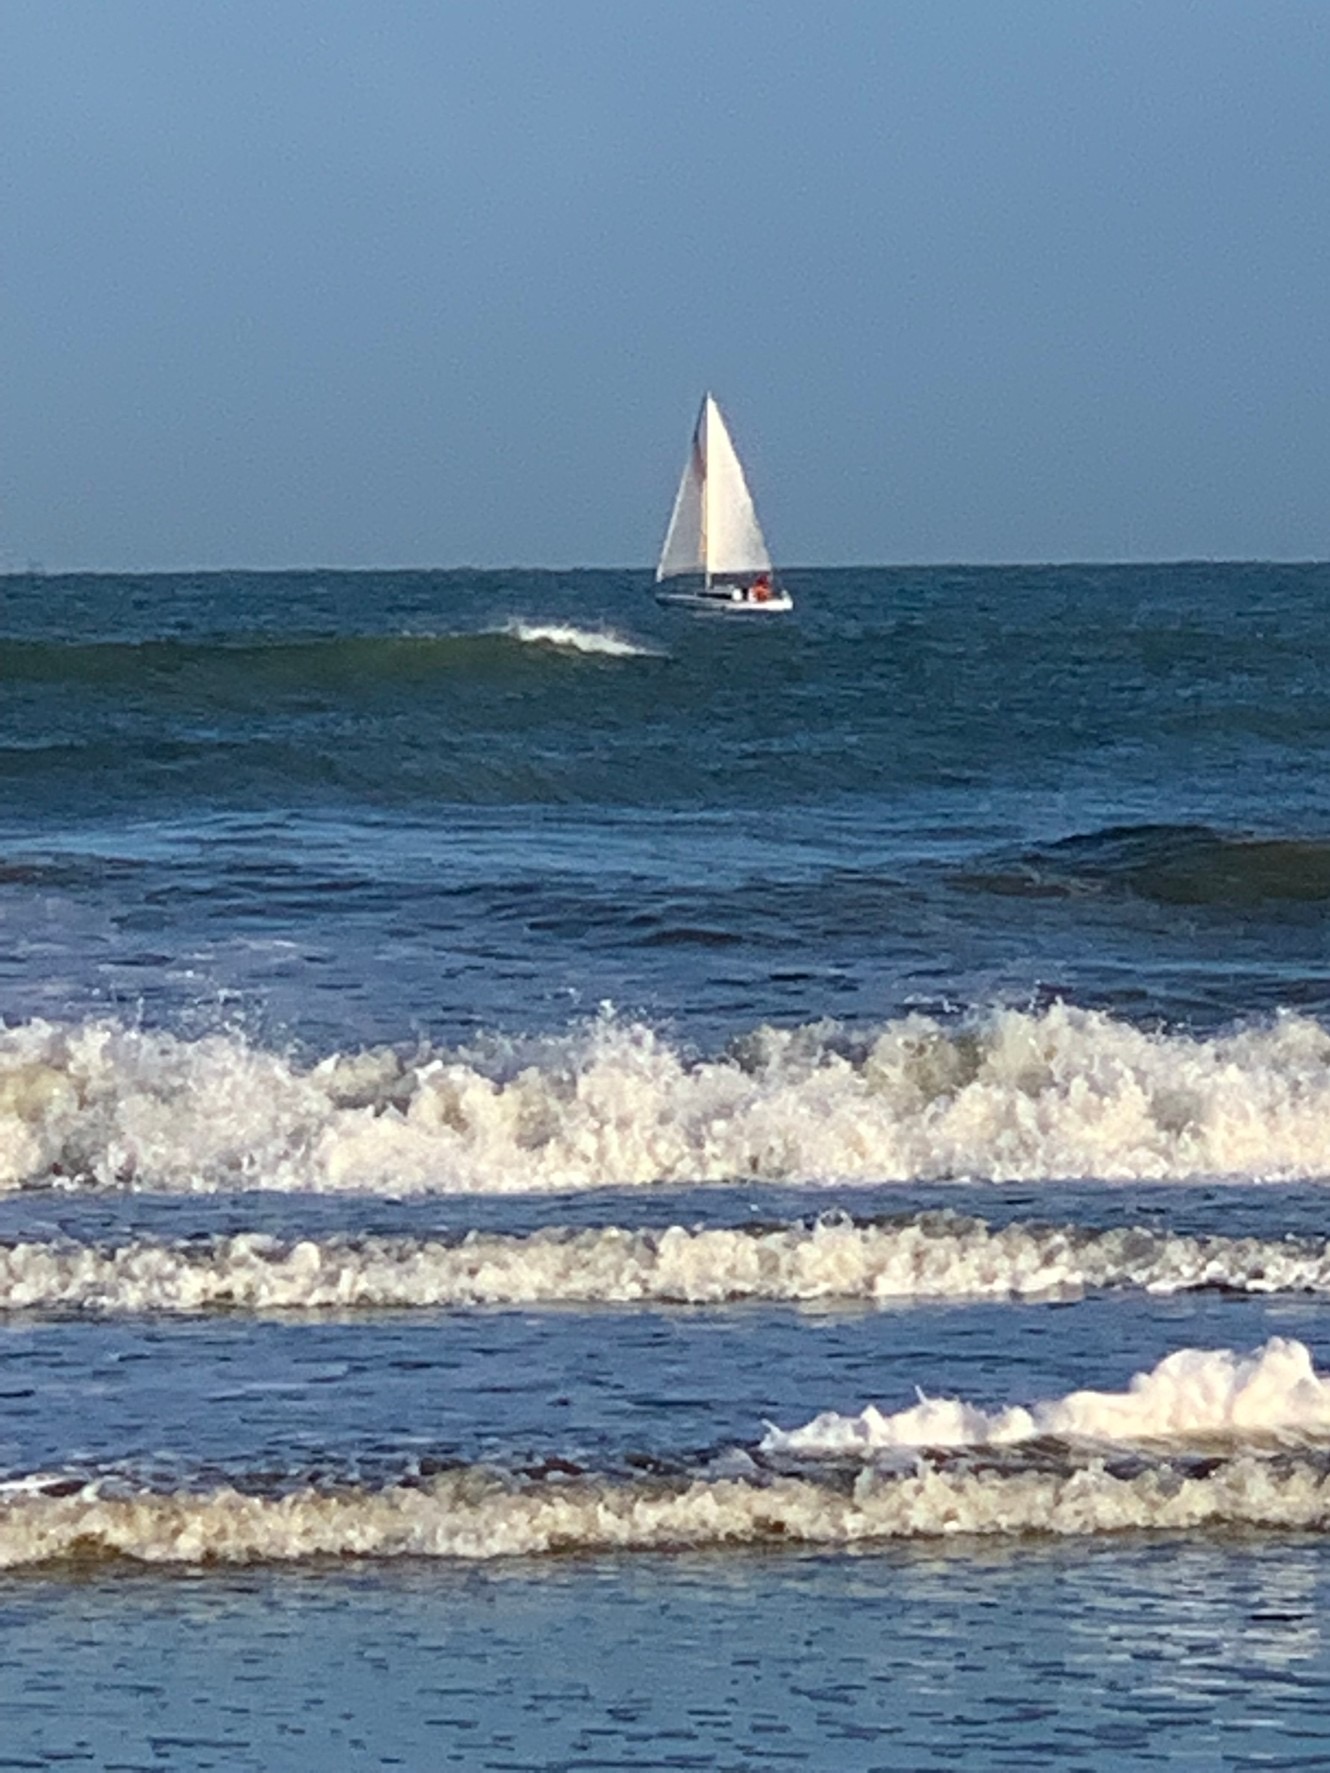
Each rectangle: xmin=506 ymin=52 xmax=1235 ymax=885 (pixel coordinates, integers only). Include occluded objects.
xmin=4 ymin=1003 xmax=1330 ymax=1192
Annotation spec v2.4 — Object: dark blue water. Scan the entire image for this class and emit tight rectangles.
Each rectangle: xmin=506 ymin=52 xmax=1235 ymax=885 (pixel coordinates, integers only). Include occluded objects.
xmin=5 ymin=564 xmax=1330 ymax=1049
xmin=4 ymin=565 xmax=1330 ymax=1768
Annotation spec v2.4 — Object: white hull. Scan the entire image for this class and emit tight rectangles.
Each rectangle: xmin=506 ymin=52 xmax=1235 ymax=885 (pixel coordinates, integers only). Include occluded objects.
xmin=656 ymin=586 xmax=793 ymax=615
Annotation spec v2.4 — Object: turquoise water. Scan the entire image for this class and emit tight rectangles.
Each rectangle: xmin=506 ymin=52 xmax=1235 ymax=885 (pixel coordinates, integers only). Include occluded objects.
xmin=4 ymin=565 xmax=1330 ymax=1765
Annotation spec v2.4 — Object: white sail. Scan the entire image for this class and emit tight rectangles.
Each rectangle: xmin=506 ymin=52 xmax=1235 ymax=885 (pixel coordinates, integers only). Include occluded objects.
xmin=656 ymin=414 xmax=705 ymax=580
xmin=656 ymin=394 xmax=772 ymax=583
xmin=700 ymin=395 xmax=771 ymax=578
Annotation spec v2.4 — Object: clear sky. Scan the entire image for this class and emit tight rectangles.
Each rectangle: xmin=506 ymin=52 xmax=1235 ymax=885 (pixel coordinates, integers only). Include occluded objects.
xmin=1 ymin=0 xmax=1327 ymax=571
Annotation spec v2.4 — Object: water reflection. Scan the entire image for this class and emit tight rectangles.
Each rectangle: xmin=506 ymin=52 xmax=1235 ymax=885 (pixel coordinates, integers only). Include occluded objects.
xmin=4 ymin=1540 xmax=1330 ymax=1770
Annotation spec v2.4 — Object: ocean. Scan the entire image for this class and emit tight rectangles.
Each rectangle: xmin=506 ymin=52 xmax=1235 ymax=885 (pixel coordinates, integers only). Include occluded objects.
xmin=4 ymin=562 xmax=1330 ymax=1768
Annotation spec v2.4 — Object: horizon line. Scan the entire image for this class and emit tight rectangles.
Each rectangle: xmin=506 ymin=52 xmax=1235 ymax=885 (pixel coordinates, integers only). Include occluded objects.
xmin=4 ymin=556 xmax=1329 ymax=579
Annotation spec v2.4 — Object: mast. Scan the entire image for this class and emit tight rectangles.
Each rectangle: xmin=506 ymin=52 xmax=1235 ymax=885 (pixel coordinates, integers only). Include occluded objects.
xmin=701 ymin=394 xmax=712 ymax=591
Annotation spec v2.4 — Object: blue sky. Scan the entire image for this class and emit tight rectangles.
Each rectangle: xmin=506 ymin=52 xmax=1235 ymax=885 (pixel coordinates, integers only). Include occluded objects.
xmin=1 ymin=0 xmax=1327 ymax=570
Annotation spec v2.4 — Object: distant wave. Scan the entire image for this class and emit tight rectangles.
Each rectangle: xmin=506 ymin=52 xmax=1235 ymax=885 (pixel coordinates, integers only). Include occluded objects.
xmin=961 ymin=823 xmax=1330 ymax=906
xmin=766 ymin=1337 xmax=1330 ymax=1460
xmin=496 ymin=619 xmax=662 ymax=658
xmin=7 ymin=1003 xmax=1330 ymax=1192
xmin=7 ymin=1215 xmax=1330 ymax=1313
xmin=0 ymin=622 xmax=660 ymax=693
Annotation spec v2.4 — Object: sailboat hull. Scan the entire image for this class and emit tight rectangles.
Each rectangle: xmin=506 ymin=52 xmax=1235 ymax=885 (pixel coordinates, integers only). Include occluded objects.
xmin=655 ymin=587 xmax=794 ymax=614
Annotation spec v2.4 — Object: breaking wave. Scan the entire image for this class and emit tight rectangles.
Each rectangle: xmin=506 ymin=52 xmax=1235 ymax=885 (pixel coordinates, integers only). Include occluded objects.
xmin=496 ymin=619 xmax=660 ymax=658
xmin=5 ymin=1441 xmax=1330 ymax=1568
xmin=0 ymin=621 xmax=659 ymax=702
xmin=6 ymin=1003 xmax=1330 ymax=1192
xmin=6 ymin=1214 xmax=1330 ymax=1313
xmin=5 ymin=1336 xmax=1330 ymax=1566
xmin=764 ymin=1338 xmax=1330 ymax=1458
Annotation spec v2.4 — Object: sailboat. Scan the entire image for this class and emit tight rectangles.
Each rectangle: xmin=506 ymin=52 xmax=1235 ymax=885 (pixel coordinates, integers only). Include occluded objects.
xmin=655 ymin=393 xmax=793 ymax=613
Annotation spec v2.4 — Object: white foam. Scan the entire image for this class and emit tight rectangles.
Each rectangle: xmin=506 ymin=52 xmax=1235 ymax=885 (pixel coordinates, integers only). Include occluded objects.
xmin=763 ymin=1338 xmax=1330 ymax=1457
xmin=2 ymin=1217 xmax=1329 ymax=1313
xmin=1 ymin=1453 xmax=1329 ymax=1567
xmin=498 ymin=619 xmax=659 ymax=658
xmin=5 ymin=1003 xmax=1330 ymax=1193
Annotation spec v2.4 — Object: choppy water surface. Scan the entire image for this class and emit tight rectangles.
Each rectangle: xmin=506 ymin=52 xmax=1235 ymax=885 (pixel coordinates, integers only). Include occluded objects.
xmin=4 ymin=564 xmax=1330 ymax=1766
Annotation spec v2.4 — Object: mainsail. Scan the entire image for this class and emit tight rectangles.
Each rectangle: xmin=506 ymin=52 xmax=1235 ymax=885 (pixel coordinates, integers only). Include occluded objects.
xmin=656 ymin=394 xmax=772 ymax=584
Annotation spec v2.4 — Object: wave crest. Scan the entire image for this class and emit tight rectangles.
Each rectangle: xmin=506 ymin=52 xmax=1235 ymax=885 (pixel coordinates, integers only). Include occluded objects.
xmin=764 ymin=1337 xmax=1330 ymax=1457
xmin=5 ymin=1003 xmax=1330 ymax=1192
xmin=2 ymin=1447 xmax=1329 ymax=1568
xmin=964 ymin=823 xmax=1330 ymax=906
xmin=497 ymin=619 xmax=660 ymax=658
xmin=5 ymin=1215 xmax=1330 ymax=1313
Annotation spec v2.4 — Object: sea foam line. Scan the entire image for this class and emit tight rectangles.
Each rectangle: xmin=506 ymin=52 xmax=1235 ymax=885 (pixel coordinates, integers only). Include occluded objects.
xmin=2 ymin=1452 xmax=1329 ymax=1568
xmin=2 ymin=1217 xmax=1329 ymax=1313
xmin=6 ymin=1002 xmax=1330 ymax=1193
